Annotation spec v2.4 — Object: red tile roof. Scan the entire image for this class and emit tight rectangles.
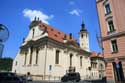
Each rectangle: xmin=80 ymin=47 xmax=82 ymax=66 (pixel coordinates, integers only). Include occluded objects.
xmin=90 ymin=52 xmax=103 ymax=58
xmin=39 ymin=23 xmax=77 ymax=44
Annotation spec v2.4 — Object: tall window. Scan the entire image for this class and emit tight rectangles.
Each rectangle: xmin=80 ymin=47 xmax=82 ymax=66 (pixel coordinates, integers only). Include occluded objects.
xmin=80 ymin=56 xmax=82 ymax=67
xmin=108 ymin=20 xmax=115 ymax=33
xmin=111 ymin=40 xmax=118 ymax=53
xmin=15 ymin=61 xmax=18 ymax=66
xmin=24 ymin=52 xmax=27 ymax=65
xmin=55 ymin=50 xmax=60 ymax=64
xmin=70 ymin=54 xmax=73 ymax=66
xmin=104 ymin=3 xmax=111 ymax=15
xmin=32 ymin=29 xmax=35 ymax=38
xmin=35 ymin=48 xmax=39 ymax=64
xmin=29 ymin=47 xmax=33 ymax=64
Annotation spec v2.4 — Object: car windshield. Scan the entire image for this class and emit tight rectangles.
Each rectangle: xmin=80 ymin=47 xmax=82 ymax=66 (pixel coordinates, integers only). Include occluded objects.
xmin=67 ymin=73 xmax=78 ymax=76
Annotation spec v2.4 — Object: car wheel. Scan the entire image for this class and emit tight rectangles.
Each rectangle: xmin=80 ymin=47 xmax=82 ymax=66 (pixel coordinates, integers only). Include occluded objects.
xmin=62 ymin=80 xmax=67 ymax=82
xmin=61 ymin=79 xmax=67 ymax=82
xmin=76 ymin=79 xmax=80 ymax=82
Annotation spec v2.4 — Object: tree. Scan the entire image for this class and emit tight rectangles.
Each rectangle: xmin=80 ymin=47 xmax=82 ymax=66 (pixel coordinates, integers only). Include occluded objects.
xmin=0 ymin=57 xmax=13 ymax=71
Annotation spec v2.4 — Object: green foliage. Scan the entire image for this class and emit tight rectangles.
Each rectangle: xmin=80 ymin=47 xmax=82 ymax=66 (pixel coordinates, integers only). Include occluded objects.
xmin=0 ymin=58 xmax=13 ymax=71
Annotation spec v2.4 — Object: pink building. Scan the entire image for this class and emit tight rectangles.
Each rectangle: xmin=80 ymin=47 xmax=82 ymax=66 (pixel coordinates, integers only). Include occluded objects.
xmin=96 ymin=0 xmax=125 ymax=82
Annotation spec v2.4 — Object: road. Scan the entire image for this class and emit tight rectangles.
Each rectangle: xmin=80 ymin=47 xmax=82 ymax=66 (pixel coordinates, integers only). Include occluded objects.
xmin=27 ymin=80 xmax=125 ymax=83
xmin=27 ymin=80 xmax=107 ymax=83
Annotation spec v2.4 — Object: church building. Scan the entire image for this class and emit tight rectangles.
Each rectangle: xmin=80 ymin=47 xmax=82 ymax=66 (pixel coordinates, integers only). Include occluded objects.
xmin=12 ymin=18 xmax=91 ymax=80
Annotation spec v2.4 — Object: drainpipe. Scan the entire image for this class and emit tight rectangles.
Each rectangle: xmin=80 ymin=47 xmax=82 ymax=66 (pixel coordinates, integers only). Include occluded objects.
xmin=44 ymin=39 xmax=48 ymax=80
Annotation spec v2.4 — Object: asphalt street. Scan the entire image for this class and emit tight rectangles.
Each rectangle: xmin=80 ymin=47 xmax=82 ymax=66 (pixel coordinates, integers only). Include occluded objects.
xmin=26 ymin=80 xmax=107 ymax=83
xmin=26 ymin=80 xmax=125 ymax=83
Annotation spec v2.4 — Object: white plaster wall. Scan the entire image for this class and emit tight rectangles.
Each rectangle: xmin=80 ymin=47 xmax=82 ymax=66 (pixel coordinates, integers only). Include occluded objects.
xmin=82 ymin=56 xmax=91 ymax=78
xmin=45 ymin=47 xmax=69 ymax=77
xmin=43 ymin=47 xmax=91 ymax=78
xmin=12 ymin=46 xmax=47 ymax=76
xmin=12 ymin=46 xmax=91 ymax=80
xmin=13 ymin=41 xmax=91 ymax=79
xmin=25 ymin=26 xmax=42 ymax=41
xmin=12 ymin=50 xmax=26 ymax=74
xmin=23 ymin=26 xmax=48 ymax=46
xmin=90 ymin=59 xmax=106 ymax=80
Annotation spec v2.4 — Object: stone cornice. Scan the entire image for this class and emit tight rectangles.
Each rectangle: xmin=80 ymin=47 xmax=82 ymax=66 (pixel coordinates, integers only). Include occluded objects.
xmin=47 ymin=37 xmax=90 ymax=56
xmin=105 ymin=56 xmax=125 ymax=63
xmin=102 ymin=31 xmax=125 ymax=41
xmin=20 ymin=37 xmax=48 ymax=49
xmin=96 ymin=0 xmax=104 ymax=4
xmin=20 ymin=36 xmax=90 ymax=56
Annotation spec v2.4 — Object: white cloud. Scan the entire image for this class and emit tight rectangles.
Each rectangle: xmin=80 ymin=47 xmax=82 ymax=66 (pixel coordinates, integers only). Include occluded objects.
xmin=69 ymin=9 xmax=82 ymax=16
xmin=23 ymin=9 xmax=54 ymax=24
xmin=69 ymin=1 xmax=75 ymax=5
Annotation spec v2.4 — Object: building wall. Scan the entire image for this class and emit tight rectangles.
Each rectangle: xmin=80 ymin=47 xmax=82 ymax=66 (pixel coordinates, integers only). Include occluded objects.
xmin=12 ymin=19 xmax=92 ymax=80
xmin=103 ymin=36 xmax=125 ymax=59
xmin=12 ymin=46 xmax=47 ymax=75
xmin=97 ymin=0 xmax=125 ymax=37
xmin=105 ymin=62 xmax=113 ymax=80
xmin=12 ymin=44 xmax=91 ymax=80
xmin=91 ymin=58 xmax=106 ymax=80
xmin=97 ymin=0 xmax=125 ymax=81
xmin=110 ymin=0 xmax=125 ymax=32
xmin=79 ymin=32 xmax=89 ymax=52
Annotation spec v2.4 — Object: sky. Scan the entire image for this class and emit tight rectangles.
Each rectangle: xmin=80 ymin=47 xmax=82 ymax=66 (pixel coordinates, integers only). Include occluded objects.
xmin=0 ymin=0 xmax=101 ymax=58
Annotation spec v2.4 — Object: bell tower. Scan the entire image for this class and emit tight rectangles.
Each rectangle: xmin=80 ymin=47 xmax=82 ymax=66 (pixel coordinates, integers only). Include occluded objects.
xmin=79 ymin=21 xmax=89 ymax=51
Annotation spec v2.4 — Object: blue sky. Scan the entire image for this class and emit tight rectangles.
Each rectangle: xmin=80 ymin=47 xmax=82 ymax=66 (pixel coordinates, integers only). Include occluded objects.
xmin=0 ymin=0 xmax=101 ymax=58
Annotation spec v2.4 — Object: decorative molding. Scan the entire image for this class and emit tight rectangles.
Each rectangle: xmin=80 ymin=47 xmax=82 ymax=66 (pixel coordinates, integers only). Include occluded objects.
xmin=96 ymin=0 xmax=104 ymax=3
xmin=55 ymin=64 xmax=62 ymax=67
xmin=105 ymin=56 xmax=125 ymax=63
xmin=33 ymin=64 xmax=38 ymax=66
xmin=103 ymin=0 xmax=108 ymax=5
xmin=105 ymin=16 xmax=113 ymax=21
xmin=102 ymin=31 xmax=125 ymax=41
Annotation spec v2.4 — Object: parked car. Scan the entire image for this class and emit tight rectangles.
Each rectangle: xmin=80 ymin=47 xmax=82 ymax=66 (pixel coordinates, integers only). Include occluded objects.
xmin=0 ymin=72 xmax=16 ymax=77
xmin=61 ymin=72 xmax=81 ymax=82
xmin=0 ymin=72 xmax=25 ymax=83
xmin=0 ymin=76 xmax=25 ymax=83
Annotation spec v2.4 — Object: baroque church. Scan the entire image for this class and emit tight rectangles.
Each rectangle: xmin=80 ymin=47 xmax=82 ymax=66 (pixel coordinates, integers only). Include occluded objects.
xmin=12 ymin=17 xmax=91 ymax=80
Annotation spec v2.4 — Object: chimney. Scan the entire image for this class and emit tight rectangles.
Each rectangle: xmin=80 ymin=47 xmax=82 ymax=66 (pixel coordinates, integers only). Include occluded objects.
xmin=69 ymin=33 xmax=72 ymax=39
xmin=34 ymin=16 xmax=37 ymax=21
xmin=63 ymin=34 xmax=67 ymax=43
xmin=38 ymin=17 xmax=39 ymax=21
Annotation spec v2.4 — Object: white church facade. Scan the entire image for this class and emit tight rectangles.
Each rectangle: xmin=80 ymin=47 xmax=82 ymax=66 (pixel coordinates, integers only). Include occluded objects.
xmin=12 ymin=18 xmax=91 ymax=80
